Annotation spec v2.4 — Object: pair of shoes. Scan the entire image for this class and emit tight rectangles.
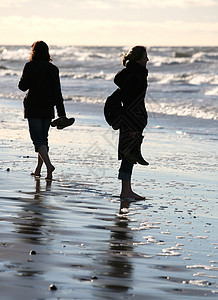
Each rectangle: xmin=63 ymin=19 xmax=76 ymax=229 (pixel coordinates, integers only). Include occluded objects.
xmin=51 ymin=117 xmax=75 ymax=130
xmin=124 ymin=152 xmax=149 ymax=165
xmin=133 ymin=153 xmax=149 ymax=165
xmin=124 ymin=134 xmax=149 ymax=165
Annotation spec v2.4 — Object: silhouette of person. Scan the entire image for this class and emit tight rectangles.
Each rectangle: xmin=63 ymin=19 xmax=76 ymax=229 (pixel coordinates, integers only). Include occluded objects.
xmin=18 ymin=41 xmax=67 ymax=180
xmin=114 ymin=46 xmax=149 ymax=199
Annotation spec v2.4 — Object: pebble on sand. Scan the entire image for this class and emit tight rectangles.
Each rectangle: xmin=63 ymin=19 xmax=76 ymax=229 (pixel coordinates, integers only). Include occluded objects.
xmin=49 ymin=284 xmax=57 ymax=291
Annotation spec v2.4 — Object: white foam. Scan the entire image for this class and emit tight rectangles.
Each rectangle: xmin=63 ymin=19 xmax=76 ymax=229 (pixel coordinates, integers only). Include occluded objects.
xmin=143 ymin=236 xmax=157 ymax=243
xmin=186 ymin=265 xmax=218 ymax=271
xmin=193 ymin=272 xmax=217 ymax=279
xmin=157 ymin=247 xmax=181 ymax=256
xmin=188 ymin=279 xmax=213 ymax=287
xmin=147 ymin=101 xmax=218 ymax=120
xmin=205 ymin=87 xmax=218 ymax=95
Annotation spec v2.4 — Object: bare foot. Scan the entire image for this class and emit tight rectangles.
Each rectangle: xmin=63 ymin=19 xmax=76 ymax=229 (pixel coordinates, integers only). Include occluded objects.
xmin=45 ymin=165 xmax=55 ymax=180
xmin=31 ymin=172 xmax=41 ymax=177
xmin=131 ymin=192 xmax=145 ymax=200
xmin=120 ymin=191 xmax=145 ymax=200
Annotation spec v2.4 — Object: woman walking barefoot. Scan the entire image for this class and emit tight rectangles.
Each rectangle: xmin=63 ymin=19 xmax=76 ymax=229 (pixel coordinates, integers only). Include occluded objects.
xmin=114 ymin=46 xmax=149 ymax=199
xmin=18 ymin=41 xmax=67 ymax=180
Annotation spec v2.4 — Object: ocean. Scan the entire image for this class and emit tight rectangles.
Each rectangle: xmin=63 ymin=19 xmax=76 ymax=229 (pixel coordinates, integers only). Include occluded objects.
xmin=1 ymin=45 xmax=218 ymax=118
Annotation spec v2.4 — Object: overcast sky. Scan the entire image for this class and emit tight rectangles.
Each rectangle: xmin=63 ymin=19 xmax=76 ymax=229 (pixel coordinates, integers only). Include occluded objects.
xmin=0 ymin=0 xmax=218 ymax=46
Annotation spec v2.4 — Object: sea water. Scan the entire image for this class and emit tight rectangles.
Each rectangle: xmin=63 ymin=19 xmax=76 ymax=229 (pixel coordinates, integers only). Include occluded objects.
xmin=1 ymin=45 xmax=218 ymax=121
xmin=0 ymin=45 xmax=217 ymax=165
xmin=0 ymin=45 xmax=217 ymax=177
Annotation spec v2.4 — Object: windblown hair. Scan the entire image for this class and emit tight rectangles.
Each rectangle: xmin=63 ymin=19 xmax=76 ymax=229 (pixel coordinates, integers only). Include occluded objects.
xmin=30 ymin=41 xmax=52 ymax=62
xmin=122 ymin=46 xmax=146 ymax=66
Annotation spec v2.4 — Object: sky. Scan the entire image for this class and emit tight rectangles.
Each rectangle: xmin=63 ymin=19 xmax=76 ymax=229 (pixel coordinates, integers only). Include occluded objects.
xmin=0 ymin=0 xmax=218 ymax=46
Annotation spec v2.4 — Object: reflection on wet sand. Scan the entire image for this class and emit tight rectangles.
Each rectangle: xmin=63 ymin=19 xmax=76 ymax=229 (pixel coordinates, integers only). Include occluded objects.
xmin=92 ymin=199 xmax=145 ymax=298
xmin=9 ymin=179 xmax=53 ymax=279
xmin=105 ymin=199 xmax=133 ymax=291
xmin=14 ymin=179 xmax=52 ymax=245
xmin=1 ymin=168 xmax=217 ymax=299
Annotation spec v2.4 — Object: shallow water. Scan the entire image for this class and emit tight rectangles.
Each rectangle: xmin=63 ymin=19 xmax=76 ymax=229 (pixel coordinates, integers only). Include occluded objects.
xmin=0 ymin=170 xmax=217 ymax=299
xmin=1 ymin=45 xmax=218 ymax=121
xmin=0 ymin=99 xmax=217 ymax=299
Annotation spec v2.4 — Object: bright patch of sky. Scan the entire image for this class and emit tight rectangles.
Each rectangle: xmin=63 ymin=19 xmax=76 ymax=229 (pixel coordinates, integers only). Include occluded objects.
xmin=0 ymin=0 xmax=217 ymax=45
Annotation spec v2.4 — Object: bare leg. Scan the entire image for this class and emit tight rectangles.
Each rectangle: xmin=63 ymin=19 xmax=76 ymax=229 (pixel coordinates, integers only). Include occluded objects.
xmin=31 ymin=154 xmax=43 ymax=177
xmin=38 ymin=145 xmax=55 ymax=180
xmin=120 ymin=180 xmax=145 ymax=200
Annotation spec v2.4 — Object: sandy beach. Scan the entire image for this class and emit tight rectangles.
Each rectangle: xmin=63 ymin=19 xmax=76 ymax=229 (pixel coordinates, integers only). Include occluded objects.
xmin=0 ymin=99 xmax=218 ymax=300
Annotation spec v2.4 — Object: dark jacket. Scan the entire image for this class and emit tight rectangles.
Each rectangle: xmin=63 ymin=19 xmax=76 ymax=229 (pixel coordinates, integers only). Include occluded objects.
xmin=18 ymin=60 xmax=66 ymax=119
xmin=114 ymin=61 xmax=148 ymax=131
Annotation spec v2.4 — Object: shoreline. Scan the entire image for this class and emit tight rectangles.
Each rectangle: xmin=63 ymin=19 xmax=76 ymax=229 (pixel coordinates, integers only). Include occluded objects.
xmin=0 ymin=98 xmax=218 ymax=299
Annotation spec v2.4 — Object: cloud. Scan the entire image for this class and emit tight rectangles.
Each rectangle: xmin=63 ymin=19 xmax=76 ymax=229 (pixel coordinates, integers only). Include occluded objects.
xmin=1 ymin=0 xmax=217 ymax=10
xmin=0 ymin=0 xmax=113 ymax=9
xmin=0 ymin=0 xmax=30 ymax=7
xmin=0 ymin=16 xmax=217 ymax=46
xmin=78 ymin=0 xmax=112 ymax=9
xmin=119 ymin=0 xmax=218 ymax=8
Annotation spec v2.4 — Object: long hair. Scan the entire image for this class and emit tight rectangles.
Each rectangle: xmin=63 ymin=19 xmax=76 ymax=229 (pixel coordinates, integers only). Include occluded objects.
xmin=122 ymin=46 xmax=146 ymax=66
xmin=30 ymin=41 xmax=52 ymax=62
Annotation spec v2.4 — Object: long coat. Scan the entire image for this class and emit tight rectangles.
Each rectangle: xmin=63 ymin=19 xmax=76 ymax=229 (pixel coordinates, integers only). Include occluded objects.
xmin=114 ymin=61 xmax=148 ymax=160
xmin=19 ymin=60 xmax=66 ymax=119
xmin=114 ymin=61 xmax=148 ymax=132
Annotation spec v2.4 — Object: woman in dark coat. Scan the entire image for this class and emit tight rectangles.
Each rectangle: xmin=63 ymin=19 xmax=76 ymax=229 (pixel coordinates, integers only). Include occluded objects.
xmin=114 ymin=46 xmax=149 ymax=199
xmin=18 ymin=41 xmax=66 ymax=180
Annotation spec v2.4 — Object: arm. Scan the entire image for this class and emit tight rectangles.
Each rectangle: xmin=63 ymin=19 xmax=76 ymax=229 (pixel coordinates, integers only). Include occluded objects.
xmin=18 ymin=63 xmax=30 ymax=91
xmin=55 ymin=68 xmax=66 ymax=117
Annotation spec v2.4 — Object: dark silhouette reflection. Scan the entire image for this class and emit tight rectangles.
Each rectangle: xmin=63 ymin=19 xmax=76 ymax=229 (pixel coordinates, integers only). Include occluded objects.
xmin=9 ymin=178 xmax=54 ymax=278
xmin=106 ymin=200 xmax=133 ymax=289
xmin=13 ymin=178 xmax=52 ymax=245
xmin=92 ymin=199 xmax=136 ymax=297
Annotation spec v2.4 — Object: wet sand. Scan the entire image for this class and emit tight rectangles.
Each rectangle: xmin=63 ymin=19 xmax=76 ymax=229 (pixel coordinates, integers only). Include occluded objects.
xmin=0 ymin=99 xmax=218 ymax=299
